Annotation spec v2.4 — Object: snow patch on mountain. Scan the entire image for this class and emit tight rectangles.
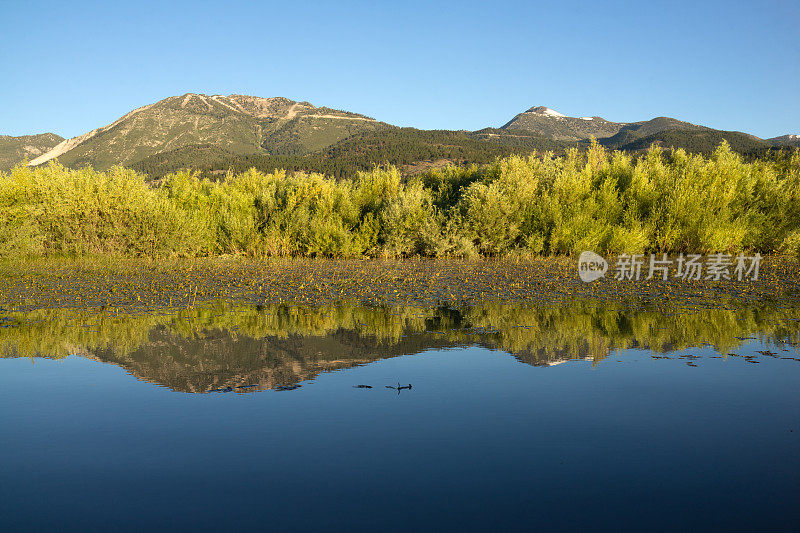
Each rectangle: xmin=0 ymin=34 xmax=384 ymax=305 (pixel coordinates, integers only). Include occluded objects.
xmin=526 ymin=106 xmax=567 ymax=118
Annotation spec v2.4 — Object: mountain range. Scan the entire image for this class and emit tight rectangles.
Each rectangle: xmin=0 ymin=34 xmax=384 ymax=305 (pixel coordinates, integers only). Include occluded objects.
xmin=1 ymin=94 xmax=797 ymax=176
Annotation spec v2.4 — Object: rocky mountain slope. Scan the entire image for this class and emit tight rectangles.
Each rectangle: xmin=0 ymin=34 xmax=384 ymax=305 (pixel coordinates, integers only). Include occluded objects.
xmin=28 ymin=93 xmax=386 ymax=170
xmin=0 ymin=133 xmax=63 ymax=171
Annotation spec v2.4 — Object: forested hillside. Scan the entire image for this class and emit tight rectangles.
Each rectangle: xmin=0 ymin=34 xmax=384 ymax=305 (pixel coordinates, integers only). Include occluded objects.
xmin=130 ymin=128 xmax=573 ymax=179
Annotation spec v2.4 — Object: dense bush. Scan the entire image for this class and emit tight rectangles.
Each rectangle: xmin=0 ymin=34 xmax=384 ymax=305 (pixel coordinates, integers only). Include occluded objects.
xmin=0 ymin=165 xmax=205 ymax=256
xmin=1 ymin=141 xmax=798 ymax=258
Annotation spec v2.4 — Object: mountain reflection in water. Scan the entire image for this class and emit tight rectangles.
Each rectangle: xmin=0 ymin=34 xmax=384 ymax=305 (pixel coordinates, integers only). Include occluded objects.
xmin=1 ymin=301 xmax=799 ymax=392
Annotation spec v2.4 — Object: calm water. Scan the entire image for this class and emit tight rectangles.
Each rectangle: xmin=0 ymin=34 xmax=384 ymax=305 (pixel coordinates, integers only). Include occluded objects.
xmin=1 ymin=302 xmax=799 ymax=531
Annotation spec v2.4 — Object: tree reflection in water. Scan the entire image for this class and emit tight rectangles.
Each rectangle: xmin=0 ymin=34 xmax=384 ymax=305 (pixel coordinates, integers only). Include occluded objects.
xmin=1 ymin=300 xmax=798 ymax=392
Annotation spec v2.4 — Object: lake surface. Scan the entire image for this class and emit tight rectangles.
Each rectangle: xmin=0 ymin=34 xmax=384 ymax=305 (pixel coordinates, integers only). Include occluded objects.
xmin=1 ymin=302 xmax=799 ymax=531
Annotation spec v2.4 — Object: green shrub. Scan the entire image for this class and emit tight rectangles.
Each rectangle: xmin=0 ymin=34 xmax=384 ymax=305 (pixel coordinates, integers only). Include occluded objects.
xmin=2 ymin=143 xmax=798 ymax=259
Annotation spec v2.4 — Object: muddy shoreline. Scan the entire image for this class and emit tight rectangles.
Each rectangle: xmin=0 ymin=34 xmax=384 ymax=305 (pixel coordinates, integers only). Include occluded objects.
xmin=1 ymin=257 xmax=799 ymax=313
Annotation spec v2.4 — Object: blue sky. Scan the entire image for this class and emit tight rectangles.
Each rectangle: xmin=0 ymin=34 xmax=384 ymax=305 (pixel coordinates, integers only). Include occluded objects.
xmin=2 ymin=0 xmax=798 ymax=139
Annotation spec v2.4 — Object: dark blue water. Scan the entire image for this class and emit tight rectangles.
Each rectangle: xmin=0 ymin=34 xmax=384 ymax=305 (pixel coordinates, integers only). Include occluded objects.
xmin=1 ymin=305 xmax=799 ymax=531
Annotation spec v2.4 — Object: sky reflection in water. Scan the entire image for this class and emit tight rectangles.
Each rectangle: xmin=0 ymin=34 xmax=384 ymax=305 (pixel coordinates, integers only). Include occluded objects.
xmin=1 ymin=302 xmax=799 ymax=531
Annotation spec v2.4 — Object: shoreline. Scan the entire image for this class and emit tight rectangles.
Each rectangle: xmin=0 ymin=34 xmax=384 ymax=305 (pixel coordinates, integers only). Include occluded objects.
xmin=2 ymin=256 xmax=799 ymax=313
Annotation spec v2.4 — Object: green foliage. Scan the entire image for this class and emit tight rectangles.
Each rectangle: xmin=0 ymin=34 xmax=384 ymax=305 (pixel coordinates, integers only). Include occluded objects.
xmin=0 ymin=163 xmax=204 ymax=257
xmin=2 ymin=143 xmax=799 ymax=258
xmin=380 ymin=178 xmax=439 ymax=257
xmin=443 ymin=141 xmax=800 ymax=255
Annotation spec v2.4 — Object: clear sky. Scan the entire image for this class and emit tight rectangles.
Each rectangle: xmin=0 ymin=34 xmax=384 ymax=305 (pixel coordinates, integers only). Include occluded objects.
xmin=2 ymin=0 xmax=798 ymax=139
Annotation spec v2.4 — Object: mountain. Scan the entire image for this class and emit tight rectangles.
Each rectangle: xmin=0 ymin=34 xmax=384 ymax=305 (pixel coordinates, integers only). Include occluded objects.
xmin=10 ymin=95 xmax=797 ymax=177
xmin=500 ymin=106 xmax=773 ymax=153
xmin=767 ymin=134 xmax=800 ymax=148
xmin=502 ymin=106 xmax=625 ymax=140
xmin=29 ymin=93 xmax=387 ymax=170
xmin=0 ymin=133 xmax=63 ymax=171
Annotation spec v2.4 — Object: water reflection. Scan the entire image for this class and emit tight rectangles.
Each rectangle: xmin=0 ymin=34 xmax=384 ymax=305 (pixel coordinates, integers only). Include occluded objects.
xmin=1 ymin=301 xmax=799 ymax=392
